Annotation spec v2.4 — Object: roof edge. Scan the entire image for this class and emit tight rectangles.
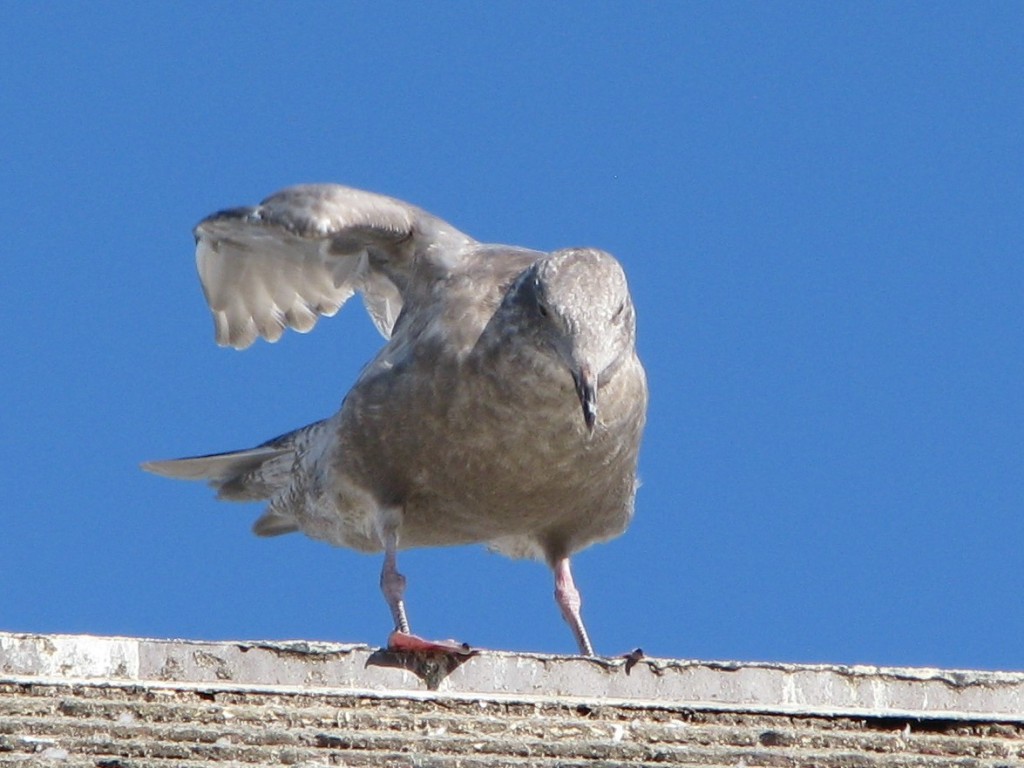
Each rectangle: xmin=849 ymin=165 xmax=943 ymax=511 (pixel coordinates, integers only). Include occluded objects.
xmin=3 ymin=632 xmax=1023 ymax=722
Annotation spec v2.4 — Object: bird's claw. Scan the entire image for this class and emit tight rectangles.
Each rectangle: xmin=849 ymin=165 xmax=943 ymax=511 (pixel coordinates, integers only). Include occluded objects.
xmin=622 ymin=647 xmax=644 ymax=673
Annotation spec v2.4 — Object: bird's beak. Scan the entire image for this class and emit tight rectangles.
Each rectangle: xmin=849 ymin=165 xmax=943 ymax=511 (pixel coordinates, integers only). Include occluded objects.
xmin=573 ymin=365 xmax=597 ymax=433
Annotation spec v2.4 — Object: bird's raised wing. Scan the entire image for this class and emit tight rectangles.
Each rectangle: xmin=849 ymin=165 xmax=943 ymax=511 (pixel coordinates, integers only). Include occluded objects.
xmin=193 ymin=184 xmax=475 ymax=349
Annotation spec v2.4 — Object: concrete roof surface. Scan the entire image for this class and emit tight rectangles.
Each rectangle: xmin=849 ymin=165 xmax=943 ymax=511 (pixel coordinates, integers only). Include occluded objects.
xmin=2 ymin=632 xmax=1023 ymax=766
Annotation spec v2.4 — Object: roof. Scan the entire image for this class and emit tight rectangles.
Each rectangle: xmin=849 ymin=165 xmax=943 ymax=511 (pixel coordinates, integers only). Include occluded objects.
xmin=2 ymin=632 xmax=1023 ymax=766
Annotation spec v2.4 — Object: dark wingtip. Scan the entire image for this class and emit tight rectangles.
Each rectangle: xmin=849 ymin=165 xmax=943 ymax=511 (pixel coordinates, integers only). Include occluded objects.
xmin=194 ymin=206 xmax=261 ymax=239
xmin=205 ymin=205 xmax=258 ymax=223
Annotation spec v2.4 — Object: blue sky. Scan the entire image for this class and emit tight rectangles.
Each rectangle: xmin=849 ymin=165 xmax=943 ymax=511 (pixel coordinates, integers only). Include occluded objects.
xmin=2 ymin=2 xmax=1021 ymax=671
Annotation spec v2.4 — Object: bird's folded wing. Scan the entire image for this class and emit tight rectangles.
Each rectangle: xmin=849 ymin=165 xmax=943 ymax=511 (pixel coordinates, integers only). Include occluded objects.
xmin=193 ymin=184 xmax=475 ymax=349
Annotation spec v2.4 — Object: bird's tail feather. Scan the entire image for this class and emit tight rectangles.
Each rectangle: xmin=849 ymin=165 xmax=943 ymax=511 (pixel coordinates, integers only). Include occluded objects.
xmin=142 ymin=420 xmax=327 ymax=504
xmin=142 ymin=446 xmax=291 ymax=501
xmin=142 ymin=446 xmax=285 ymax=483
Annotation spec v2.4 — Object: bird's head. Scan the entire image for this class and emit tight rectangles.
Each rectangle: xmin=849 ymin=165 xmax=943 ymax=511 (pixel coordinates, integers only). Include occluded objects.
xmin=512 ymin=247 xmax=636 ymax=433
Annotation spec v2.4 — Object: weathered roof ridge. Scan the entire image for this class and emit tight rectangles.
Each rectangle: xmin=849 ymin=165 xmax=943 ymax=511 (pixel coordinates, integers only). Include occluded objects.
xmin=3 ymin=631 xmax=1023 ymax=723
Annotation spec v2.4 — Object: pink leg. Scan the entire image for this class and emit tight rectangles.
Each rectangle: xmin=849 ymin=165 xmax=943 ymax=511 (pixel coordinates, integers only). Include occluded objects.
xmin=553 ymin=557 xmax=595 ymax=656
xmin=379 ymin=527 xmax=411 ymax=634
xmin=378 ymin=521 xmax=473 ymax=655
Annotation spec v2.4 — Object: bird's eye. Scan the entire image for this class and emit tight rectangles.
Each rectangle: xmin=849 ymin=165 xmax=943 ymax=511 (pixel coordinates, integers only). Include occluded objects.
xmin=611 ymin=301 xmax=625 ymax=322
xmin=537 ymin=302 xmax=549 ymax=318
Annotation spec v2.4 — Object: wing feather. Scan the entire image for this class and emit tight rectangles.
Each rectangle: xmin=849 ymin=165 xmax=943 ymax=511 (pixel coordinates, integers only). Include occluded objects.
xmin=193 ymin=184 xmax=475 ymax=349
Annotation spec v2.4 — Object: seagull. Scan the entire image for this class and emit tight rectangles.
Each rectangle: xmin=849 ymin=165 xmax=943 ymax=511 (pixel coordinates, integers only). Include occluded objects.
xmin=143 ymin=184 xmax=648 ymax=655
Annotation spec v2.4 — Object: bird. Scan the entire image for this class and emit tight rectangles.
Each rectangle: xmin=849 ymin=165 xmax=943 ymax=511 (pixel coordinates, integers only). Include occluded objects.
xmin=142 ymin=183 xmax=648 ymax=656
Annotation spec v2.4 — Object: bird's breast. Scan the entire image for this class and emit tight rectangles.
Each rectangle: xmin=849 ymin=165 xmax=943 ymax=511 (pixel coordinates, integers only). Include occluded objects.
xmin=342 ymin=345 xmax=646 ymax=553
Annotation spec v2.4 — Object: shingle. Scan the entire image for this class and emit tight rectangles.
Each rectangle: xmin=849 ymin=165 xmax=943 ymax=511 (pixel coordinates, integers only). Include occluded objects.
xmin=2 ymin=633 xmax=1023 ymax=767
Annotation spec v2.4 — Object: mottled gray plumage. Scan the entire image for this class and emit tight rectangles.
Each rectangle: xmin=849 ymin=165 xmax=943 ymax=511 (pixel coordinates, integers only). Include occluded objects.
xmin=143 ymin=184 xmax=647 ymax=655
